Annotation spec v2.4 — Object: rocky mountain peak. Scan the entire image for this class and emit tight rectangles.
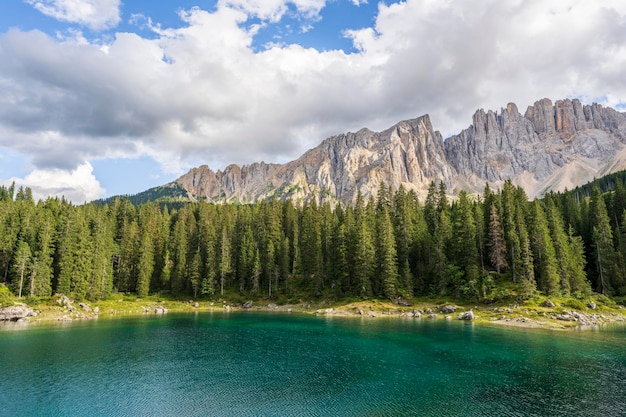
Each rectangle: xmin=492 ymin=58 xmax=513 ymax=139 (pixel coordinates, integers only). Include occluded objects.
xmin=172 ymin=98 xmax=626 ymax=204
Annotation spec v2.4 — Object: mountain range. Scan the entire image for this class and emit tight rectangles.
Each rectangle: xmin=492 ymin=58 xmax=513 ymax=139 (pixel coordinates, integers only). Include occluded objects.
xmin=137 ymin=98 xmax=626 ymax=205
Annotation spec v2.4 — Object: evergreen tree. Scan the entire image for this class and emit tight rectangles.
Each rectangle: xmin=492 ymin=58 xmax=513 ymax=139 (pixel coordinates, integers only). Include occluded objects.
xmin=528 ymin=200 xmax=559 ymax=296
xmin=375 ymin=207 xmax=398 ymax=298
xmin=424 ymin=181 xmax=438 ymax=235
xmin=136 ymin=229 xmax=155 ymax=298
xmin=251 ymin=247 xmax=261 ymax=295
xmin=590 ymin=186 xmax=620 ymax=294
xmin=219 ymin=225 xmax=232 ymax=296
xmin=567 ymin=226 xmax=591 ymax=296
xmin=29 ymin=212 xmax=54 ymax=297
xmin=189 ymin=248 xmax=202 ymax=298
xmin=12 ymin=240 xmax=31 ymax=298
xmin=170 ymin=209 xmax=190 ymax=294
xmin=516 ymin=202 xmax=536 ymax=297
xmin=488 ymin=203 xmax=507 ymax=274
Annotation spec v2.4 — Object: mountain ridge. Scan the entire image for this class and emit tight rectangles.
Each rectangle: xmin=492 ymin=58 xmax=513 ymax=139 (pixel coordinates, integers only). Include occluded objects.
xmin=152 ymin=98 xmax=626 ymax=204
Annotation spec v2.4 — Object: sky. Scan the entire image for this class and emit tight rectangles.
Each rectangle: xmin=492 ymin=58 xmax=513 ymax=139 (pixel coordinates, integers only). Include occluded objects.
xmin=1 ymin=0 xmax=626 ymax=202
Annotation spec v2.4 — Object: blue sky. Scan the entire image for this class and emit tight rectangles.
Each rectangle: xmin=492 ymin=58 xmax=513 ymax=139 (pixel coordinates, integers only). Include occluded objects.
xmin=1 ymin=0 xmax=626 ymax=202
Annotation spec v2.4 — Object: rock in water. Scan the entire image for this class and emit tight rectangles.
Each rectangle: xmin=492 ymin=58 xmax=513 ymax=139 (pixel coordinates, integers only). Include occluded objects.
xmin=0 ymin=306 xmax=37 ymax=321
xmin=154 ymin=306 xmax=168 ymax=314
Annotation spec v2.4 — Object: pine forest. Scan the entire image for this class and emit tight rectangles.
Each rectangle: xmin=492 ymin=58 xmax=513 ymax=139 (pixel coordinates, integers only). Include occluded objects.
xmin=2 ymin=176 xmax=626 ymax=304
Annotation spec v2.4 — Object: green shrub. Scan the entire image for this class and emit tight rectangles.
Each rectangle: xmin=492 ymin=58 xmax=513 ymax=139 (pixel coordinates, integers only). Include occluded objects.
xmin=595 ymin=294 xmax=616 ymax=307
xmin=0 ymin=284 xmax=16 ymax=305
xmin=562 ymin=298 xmax=586 ymax=310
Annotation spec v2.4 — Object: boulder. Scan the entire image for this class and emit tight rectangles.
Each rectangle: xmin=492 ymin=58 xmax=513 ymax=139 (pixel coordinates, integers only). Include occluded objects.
xmin=0 ymin=305 xmax=37 ymax=321
xmin=458 ymin=310 xmax=475 ymax=321
xmin=543 ymin=299 xmax=555 ymax=308
xmin=154 ymin=306 xmax=168 ymax=314
xmin=242 ymin=301 xmax=253 ymax=309
xmin=93 ymin=307 xmax=100 ymax=314
xmin=78 ymin=302 xmax=91 ymax=312
xmin=56 ymin=295 xmax=74 ymax=310
xmin=441 ymin=305 xmax=456 ymax=314
xmin=555 ymin=313 xmax=574 ymax=321
xmin=587 ymin=301 xmax=597 ymax=310
xmin=393 ymin=297 xmax=412 ymax=307
xmin=428 ymin=313 xmax=438 ymax=319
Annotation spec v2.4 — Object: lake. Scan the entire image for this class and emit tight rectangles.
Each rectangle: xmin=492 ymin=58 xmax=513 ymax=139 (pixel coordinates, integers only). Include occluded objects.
xmin=1 ymin=312 xmax=625 ymax=416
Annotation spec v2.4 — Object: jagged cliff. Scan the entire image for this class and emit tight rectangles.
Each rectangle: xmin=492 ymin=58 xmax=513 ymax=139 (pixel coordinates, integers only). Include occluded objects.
xmin=173 ymin=98 xmax=626 ymax=204
xmin=445 ymin=98 xmax=626 ymax=196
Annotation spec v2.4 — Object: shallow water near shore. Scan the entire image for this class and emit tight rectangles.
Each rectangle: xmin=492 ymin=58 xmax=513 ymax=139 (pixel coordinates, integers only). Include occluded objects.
xmin=1 ymin=312 xmax=625 ymax=416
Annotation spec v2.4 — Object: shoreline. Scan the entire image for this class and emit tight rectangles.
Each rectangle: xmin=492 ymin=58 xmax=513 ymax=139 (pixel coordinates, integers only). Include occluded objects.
xmin=2 ymin=295 xmax=626 ymax=331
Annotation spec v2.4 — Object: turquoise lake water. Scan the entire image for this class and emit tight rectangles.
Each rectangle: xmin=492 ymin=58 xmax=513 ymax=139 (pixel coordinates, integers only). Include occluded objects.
xmin=1 ymin=313 xmax=625 ymax=416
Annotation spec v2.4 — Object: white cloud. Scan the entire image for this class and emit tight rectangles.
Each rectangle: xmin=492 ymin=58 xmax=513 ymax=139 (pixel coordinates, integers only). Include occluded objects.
xmin=25 ymin=0 xmax=121 ymax=31
xmin=4 ymin=163 xmax=105 ymax=203
xmin=3 ymin=0 xmax=626 ymax=199
xmin=218 ymin=0 xmax=326 ymax=21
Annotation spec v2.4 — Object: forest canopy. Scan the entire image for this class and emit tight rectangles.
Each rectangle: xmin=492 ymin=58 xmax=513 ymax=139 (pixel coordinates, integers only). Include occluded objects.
xmin=2 ymin=175 xmax=626 ymax=303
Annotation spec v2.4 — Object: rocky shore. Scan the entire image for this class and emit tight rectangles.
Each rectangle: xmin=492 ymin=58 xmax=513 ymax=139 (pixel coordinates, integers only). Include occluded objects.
xmin=2 ymin=295 xmax=625 ymax=331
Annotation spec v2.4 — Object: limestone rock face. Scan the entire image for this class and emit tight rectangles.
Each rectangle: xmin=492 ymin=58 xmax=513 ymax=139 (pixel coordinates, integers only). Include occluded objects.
xmin=177 ymin=115 xmax=454 ymax=204
xmin=444 ymin=98 xmax=626 ymax=196
xmin=172 ymin=98 xmax=626 ymax=204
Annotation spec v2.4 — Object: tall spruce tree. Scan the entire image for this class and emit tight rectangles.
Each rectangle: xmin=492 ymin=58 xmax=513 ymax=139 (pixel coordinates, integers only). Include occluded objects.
xmin=375 ymin=206 xmax=398 ymax=298
xmin=590 ymin=186 xmax=620 ymax=294
xmin=488 ymin=203 xmax=507 ymax=274
xmin=528 ymin=200 xmax=559 ymax=296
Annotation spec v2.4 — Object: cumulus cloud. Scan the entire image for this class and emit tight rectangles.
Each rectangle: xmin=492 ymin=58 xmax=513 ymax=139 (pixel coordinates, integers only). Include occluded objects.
xmin=218 ymin=0 xmax=326 ymax=22
xmin=3 ymin=162 xmax=105 ymax=203
xmin=25 ymin=0 xmax=122 ymax=31
xmin=2 ymin=0 xmax=626 ymax=200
